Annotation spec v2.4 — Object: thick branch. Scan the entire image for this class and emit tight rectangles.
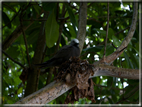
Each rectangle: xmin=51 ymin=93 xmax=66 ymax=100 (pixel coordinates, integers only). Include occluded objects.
xmin=117 ymin=3 xmax=138 ymax=52
xmin=90 ymin=64 xmax=139 ymax=79
xmin=15 ymin=64 xmax=139 ymax=104
xmin=15 ymin=81 xmax=75 ymax=104
xmin=77 ymin=2 xmax=87 ymax=53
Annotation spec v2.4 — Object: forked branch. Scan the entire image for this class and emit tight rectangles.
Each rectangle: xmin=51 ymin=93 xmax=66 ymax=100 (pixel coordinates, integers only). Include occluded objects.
xmin=99 ymin=3 xmax=138 ymax=64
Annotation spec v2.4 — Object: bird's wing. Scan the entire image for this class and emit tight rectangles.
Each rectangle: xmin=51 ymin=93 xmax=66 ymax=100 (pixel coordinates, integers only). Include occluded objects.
xmin=53 ymin=45 xmax=73 ymax=58
xmin=35 ymin=44 xmax=80 ymax=68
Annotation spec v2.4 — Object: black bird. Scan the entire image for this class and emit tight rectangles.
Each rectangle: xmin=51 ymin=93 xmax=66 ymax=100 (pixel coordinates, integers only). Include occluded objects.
xmin=36 ymin=39 xmax=80 ymax=68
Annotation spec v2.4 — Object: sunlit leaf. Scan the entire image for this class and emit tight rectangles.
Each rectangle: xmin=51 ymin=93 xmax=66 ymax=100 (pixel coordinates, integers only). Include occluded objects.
xmin=17 ymin=87 xmax=23 ymax=94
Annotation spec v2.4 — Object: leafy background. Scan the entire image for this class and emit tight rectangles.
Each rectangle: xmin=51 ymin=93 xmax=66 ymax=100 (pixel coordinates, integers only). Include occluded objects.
xmin=2 ymin=2 xmax=139 ymax=104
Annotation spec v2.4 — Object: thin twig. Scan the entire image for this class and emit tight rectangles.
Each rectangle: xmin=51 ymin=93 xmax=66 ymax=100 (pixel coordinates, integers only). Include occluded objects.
xmin=94 ymin=84 xmax=125 ymax=91
xmin=103 ymin=2 xmax=109 ymax=57
xmin=23 ymin=12 xmax=79 ymax=22
xmin=97 ymin=16 xmax=132 ymax=19
xmin=21 ymin=23 xmax=31 ymax=67
xmin=116 ymin=85 xmax=139 ymax=104
xmin=87 ymin=3 xmax=94 ymax=8
xmin=111 ymin=42 xmax=117 ymax=49
xmin=2 ymin=50 xmax=25 ymax=68
xmin=20 ymin=3 xmax=31 ymax=67
xmin=115 ymin=26 xmax=130 ymax=36
xmin=23 ymin=15 xmax=131 ymax=22
xmin=55 ymin=3 xmax=66 ymax=51
xmin=3 ymin=3 xmax=17 ymax=13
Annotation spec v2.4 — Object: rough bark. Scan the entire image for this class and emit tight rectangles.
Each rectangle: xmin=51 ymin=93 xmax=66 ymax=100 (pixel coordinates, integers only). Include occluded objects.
xmin=15 ymin=81 xmax=74 ymax=104
xmin=15 ymin=64 xmax=139 ymax=104
xmin=77 ymin=2 xmax=87 ymax=53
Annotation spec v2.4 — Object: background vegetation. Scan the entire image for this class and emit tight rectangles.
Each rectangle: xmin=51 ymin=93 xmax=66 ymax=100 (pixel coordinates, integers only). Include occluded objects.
xmin=2 ymin=2 xmax=139 ymax=104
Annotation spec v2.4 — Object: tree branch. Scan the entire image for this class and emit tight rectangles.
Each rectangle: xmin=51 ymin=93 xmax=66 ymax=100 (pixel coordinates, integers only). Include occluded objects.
xmin=115 ymin=26 xmax=130 ymax=36
xmin=15 ymin=2 xmax=139 ymax=105
xmin=20 ymin=9 xmax=31 ymax=67
xmin=90 ymin=64 xmax=139 ymax=79
xmin=2 ymin=50 xmax=25 ymax=68
xmin=103 ymin=2 xmax=109 ymax=57
xmin=77 ymin=2 xmax=87 ymax=53
xmin=2 ymin=8 xmax=21 ymax=29
xmin=99 ymin=3 xmax=138 ymax=64
xmin=116 ymin=85 xmax=139 ymax=104
xmin=2 ymin=22 xmax=33 ymax=51
xmin=15 ymin=64 xmax=139 ymax=104
xmin=3 ymin=3 xmax=17 ymax=13
xmin=15 ymin=81 xmax=75 ymax=104
xmin=24 ymin=12 xmax=48 ymax=97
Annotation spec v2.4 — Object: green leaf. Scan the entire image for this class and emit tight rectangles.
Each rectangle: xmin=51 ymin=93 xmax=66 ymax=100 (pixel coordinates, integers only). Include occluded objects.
xmin=108 ymin=28 xmax=115 ymax=39
xmin=17 ymin=87 xmax=23 ymax=94
xmin=6 ymin=46 xmax=20 ymax=59
xmin=93 ymin=28 xmax=106 ymax=37
xmin=100 ymin=45 xmax=115 ymax=57
xmin=107 ymin=77 xmax=113 ymax=89
xmin=61 ymin=35 xmax=66 ymax=46
xmin=63 ymin=26 xmax=72 ymax=41
xmin=127 ymin=50 xmax=139 ymax=68
xmin=112 ymin=35 xmax=121 ymax=47
xmin=32 ymin=5 xmax=41 ymax=15
xmin=87 ymin=8 xmax=97 ymax=19
xmin=67 ymin=24 xmax=77 ymax=38
xmin=2 ymin=11 xmax=11 ymax=28
xmin=82 ymin=45 xmax=103 ymax=53
xmin=45 ymin=9 xmax=59 ymax=48
xmin=133 ymin=90 xmax=139 ymax=100
xmin=124 ymin=51 xmax=134 ymax=68
xmin=87 ymin=20 xmax=102 ymax=28
xmin=65 ymin=3 xmax=77 ymax=35
xmin=107 ymin=96 xmax=114 ymax=104
xmin=133 ymin=43 xmax=140 ymax=57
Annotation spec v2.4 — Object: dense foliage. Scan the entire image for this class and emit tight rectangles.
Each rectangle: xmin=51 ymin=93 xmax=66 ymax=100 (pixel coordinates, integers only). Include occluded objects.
xmin=2 ymin=2 xmax=139 ymax=104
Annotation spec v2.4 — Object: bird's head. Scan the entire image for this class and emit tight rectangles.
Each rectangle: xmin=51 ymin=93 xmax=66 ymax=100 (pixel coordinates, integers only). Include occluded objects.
xmin=70 ymin=39 xmax=79 ymax=47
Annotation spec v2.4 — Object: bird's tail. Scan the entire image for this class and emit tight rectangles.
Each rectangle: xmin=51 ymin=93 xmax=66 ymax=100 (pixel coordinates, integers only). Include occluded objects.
xmin=35 ymin=60 xmax=52 ymax=68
